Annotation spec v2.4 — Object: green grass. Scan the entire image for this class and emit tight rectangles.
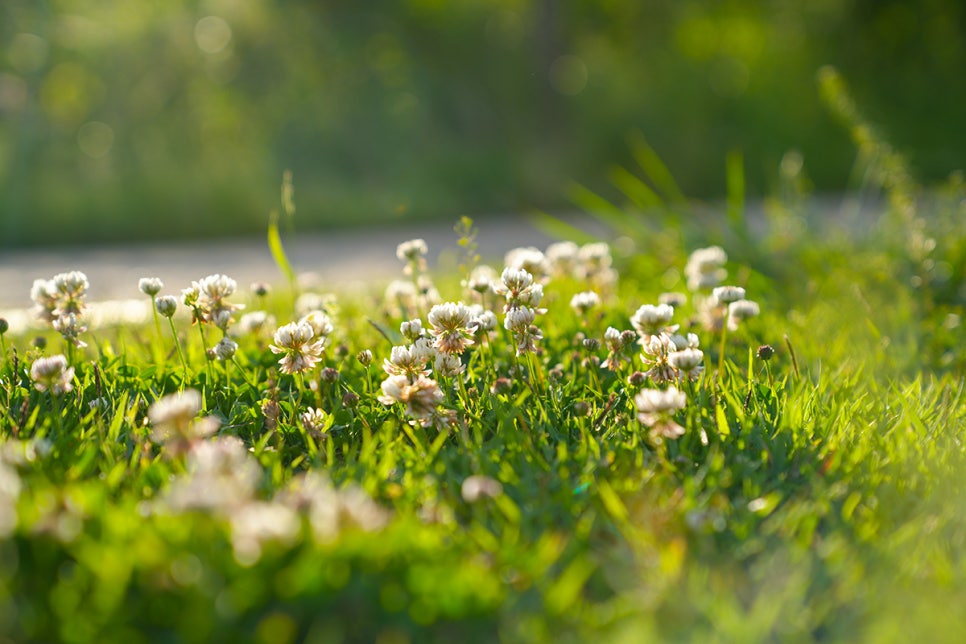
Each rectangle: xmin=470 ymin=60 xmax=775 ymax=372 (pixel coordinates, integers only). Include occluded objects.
xmin=1 ymin=87 xmax=965 ymax=641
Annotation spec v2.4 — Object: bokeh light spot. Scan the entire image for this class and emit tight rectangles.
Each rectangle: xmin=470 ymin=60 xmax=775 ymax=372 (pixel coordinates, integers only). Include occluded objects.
xmin=8 ymin=33 xmax=49 ymax=73
xmin=77 ymin=121 xmax=114 ymax=158
xmin=195 ymin=16 xmax=232 ymax=54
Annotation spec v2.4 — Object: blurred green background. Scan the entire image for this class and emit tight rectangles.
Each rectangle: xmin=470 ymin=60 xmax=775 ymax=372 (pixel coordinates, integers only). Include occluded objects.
xmin=2 ymin=0 xmax=964 ymax=247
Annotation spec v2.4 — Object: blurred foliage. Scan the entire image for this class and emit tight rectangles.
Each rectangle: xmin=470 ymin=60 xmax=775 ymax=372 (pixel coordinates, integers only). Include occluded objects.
xmin=2 ymin=0 xmax=965 ymax=246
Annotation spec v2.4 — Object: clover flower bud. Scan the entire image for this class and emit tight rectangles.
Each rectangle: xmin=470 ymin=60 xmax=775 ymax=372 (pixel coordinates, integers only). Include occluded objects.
xmin=400 ymin=319 xmax=424 ymax=342
xmin=342 ymin=391 xmax=360 ymax=408
xmin=214 ymin=337 xmax=238 ymax=361
xmin=138 ymin=277 xmax=164 ymax=296
xmin=32 ymin=337 xmax=47 ymax=350
xmin=155 ymin=295 xmax=178 ymax=318
xmin=583 ymin=337 xmax=600 ymax=351
xmin=628 ymin=371 xmax=646 ymax=387
xmin=251 ymin=281 xmax=271 ymax=297
xmin=320 ymin=367 xmax=340 ymax=384
xmin=357 ymin=349 xmax=373 ymax=367
xmin=0 ymin=318 xmax=7 ymax=334
xmin=490 ymin=378 xmax=512 ymax=395
xmin=757 ymin=345 xmax=775 ymax=361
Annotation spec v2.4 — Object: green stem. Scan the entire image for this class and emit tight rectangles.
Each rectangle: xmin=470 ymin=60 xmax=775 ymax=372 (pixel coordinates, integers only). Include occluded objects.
xmin=717 ymin=322 xmax=728 ymax=382
xmin=167 ymin=318 xmax=190 ymax=388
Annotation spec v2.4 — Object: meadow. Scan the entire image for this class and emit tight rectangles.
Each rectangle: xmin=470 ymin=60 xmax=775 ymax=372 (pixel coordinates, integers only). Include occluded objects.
xmin=1 ymin=83 xmax=965 ymax=642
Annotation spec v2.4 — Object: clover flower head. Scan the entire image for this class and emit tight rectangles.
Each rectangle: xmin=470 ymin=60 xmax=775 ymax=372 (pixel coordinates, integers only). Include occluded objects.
xmin=378 ymin=374 xmax=444 ymax=426
xmin=546 ymin=241 xmax=580 ymax=276
xmin=52 ymin=313 xmax=88 ymax=348
xmin=461 ymin=475 xmax=503 ymax=503
xmin=631 ymin=303 xmax=676 ymax=337
xmin=299 ymin=310 xmax=334 ymax=340
xmin=383 ymin=344 xmax=431 ymax=379
xmin=634 ymin=386 xmax=687 ymax=441
xmin=505 ymin=247 xmax=547 ymax=278
xmin=396 ymin=238 xmax=428 ymax=263
xmin=31 ymin=279 xmax=60 ymax=322
xmin=164 ymin=436 xmax=261 ymax=512
xmin=497 ymin=267 xmax=533 ymax=294
xmin=728 ymin=299 xmax=760 ymax=331
xmin=400 ymin=318 xmax=424 ymax=342
xmin=427 ymin=301 xmax=475 ymax=354
xmin=214 ymin=337 xmax=238 ymax=361
xmin=669 ymin=347 xmax=705 ymax=380
xmin=148 ymin=389 xmax=219 ymax=454
xmin=138 ymin=277 xmax=164 ymax=297
xmin=504 ymin=306 xmax=536 ymax=333
xmin=640 ymin=333 xmax=678 ymax=383
xmin=30 ymin=355 xmax=75 ymax=395
xmin=712 ymin=285 xmax=746 ymax=306
xmin=659 ymin=292 xmax=688 ymax=308
xmin=237 ymin=311 xmax=274 ymax=335
xmin=434 ymin=352 xmax=464 ymax=377
xmin=270 ymin=321 xmax=325 ymax=374
xmin=685 ymin=246 xmax=728 ymax=291
xmin=155 ymin=295 xmax=178 ymax=318
xmin=385 ymin=280 xmax=419 ymax=317
xmin=466 ymin=265 xmax=498 ymax=295
xmin=570 ymin=291 xmax=601 ymax=315
xmin=469 ymin=308 xmax=497 ymax=335
xmin=300 ymin=407 xmax=329 ymax=437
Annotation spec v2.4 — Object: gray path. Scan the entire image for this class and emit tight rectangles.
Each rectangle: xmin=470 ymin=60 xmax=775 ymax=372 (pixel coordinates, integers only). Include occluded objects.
xmin=0 ymin=215 xmax=555 ymax=311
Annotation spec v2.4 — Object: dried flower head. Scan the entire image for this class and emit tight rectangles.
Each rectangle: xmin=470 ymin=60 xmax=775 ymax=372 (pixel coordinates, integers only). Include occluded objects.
xmin=270 ymin=321 xmax=325 ymax=374
xmin=30 ymin=355 xmax=75 ymax=395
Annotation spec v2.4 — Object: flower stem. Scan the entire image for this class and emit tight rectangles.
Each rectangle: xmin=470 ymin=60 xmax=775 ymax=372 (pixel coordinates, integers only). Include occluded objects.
xmin=167 ymin=318 xmax=190 ymax=388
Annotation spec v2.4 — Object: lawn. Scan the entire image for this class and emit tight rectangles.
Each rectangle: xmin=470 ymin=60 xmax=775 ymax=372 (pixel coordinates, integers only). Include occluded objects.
xmin=1 ymin=92 xmax=964 ymax=642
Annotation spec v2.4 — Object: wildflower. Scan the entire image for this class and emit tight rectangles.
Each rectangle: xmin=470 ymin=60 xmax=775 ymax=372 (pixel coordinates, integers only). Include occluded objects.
xmin=230 ymin=501 xmax=300 ymax=564
xmin=461 ymin=475 xmax=503 ymax=503
xmin=148 ymin=389 xmax=219 ymax=454
xmin=685 ymin=246 xmax=727 ymax=291
xmin=465 ymin=265 xmax=497 ymax=296
xmin=583 ymin=337 xmax=600 ymax=351
xmin=181 ymin=284 xmax=200 ymax=309
xmin=52 ymin=313 xmax=87 ymax=348
xmin=320 ymin=367 xmax=340 ymax=384
xmin=138 ymin=277 xmax=164 ymax=297
xmin=757 ymin=345 xmax=775 ymax=361
xmin=396 ymin=238 xmax=428 ymax=265
xmin=434 ymin=352 xmax=464 ymax=377
xmin=236 ymin=311 xmax=274 ymax=336
xmin=197 ymin=274 xmax=243 ymax=328
xmin=385 ymin=280 xmax=419 ymax=318
xmin=251 ymin=281 xmax=271 ymax=297
xmin=712 ymin=285 xmax=746 ymax=305
xmin=0 ymin=318 xmax=7 ymax=335
xmin=155 ymin=295 xmax=178 ymax=318
xmin=270 ymin=322 xmax=325 ymax=375
xmin=659 ymin=292 xmax=688 ymax=308
xmin=378 ymin=374 xmax=444 ymax=426
xmin=342 ymin=391 xmax=360 ymax=408
xmin=570 ymin=291 xmax=601 ymax=315
xmin=630 ymin=303 xmax=675 ymax=337
xmin=30 ymin=355 xmax=75 ymax=395
xmin=504 ymin=306 xmax=542 ymax=355
xmin=468 ymin=307 xmax=497 ymax=336
xmin=301 ymin=407 xmax=329 ymax=437
xmin=634 ymin=386 xmax=687 ymax=441
xmin=668 ymin=347 xmax=705 ymax=380
xmin=490 ymin=377 xmax=512 ymax=395
xmin=31 ymin=279 xmax=59 ymax=322
xmin=357 ymin=349 xmax=373 ymax=367
xmin=213 ymin=337 xmax=238 ymax=361
xmin=383 ymin=342 xmax=433 ymax=380
xmin=640 ymin=334 xmax=677 ymax=384
xmin=163 ymin=436 xmax=261 ymax=512
xmin=300 ymin=310 xmax=334 ymax=340
xmin=546 ymin=241 xmax=580 ymax=277
xmin=728 ymin=299 xmax=760 ymax=331
xmin=428 ymin=302 xmax=475 ymax=354
xmin=505 ymin=246 xmax=547 ymax=279
xmin=400 ymin=318 xmax=424 ymax=342
xmin=50 ymin=271 xmax=89 ymax=316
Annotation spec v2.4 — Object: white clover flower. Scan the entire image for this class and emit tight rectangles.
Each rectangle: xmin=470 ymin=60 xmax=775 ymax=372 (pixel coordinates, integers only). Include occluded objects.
xmin=728 ymin=299 xmax=761 ymax=331
xmin=299 ymin=310 xmax=334 ymax=340
xmin=570 ymin=291 xmax=601 ymax=315
xmin=31 ymin=279 xmax=59 ymax=322
xmin=138 ymin=277 xmax=164 ymax=296
xmin=52 ymin=313 xmax=87 ymax=348
xmin=434 ymin=352 xmax=464 ymax=377
xmin=237 ymin=311 xmax=274 ymax=336
xmin=669 ymin=347 xmax=705 ymax=380
xmin=230 ymin=501 xmax=300 ymax=564
xmin=385 ymin=279 xmax=419 ymax=317
xmin=30 ymin=355 xmax=75 ymax=395
xmin=497 ymin=267 xmax=533 ymax=295
xmin=148 ymin=389 xmax=219 ymax=454
xmin=504 ymin=306 xmax=536 ymax=333
xmin=659 ymin=292 xmax=688 ymax=308
xmin=181 ymin=284 xmax=201 ymax=308
xmin=396 ymin=238 xmax=428 ymax=263
xmin=214 ymin=337 xmax=238 ymax=361
xmin=378 ymin=374 xmax=444 ymax=426
xmin=466 ymin=265 xmax=498 ymax=295
xmin=427 ymin=302 xmax=475 ymax=355
xmin=602 ymin=326 xmax=632 ymax=370
xmin=640 ymin=333 xmax=677 ymax=384
xmin=505 ymin=247 xmax=547 ymax=278
xmin=630 ymin=303 xmax=675 ymax=337
xmin=469 ymin=308 xmax=497 ymax=335
xmin=383 ymin=343 xmax=432 ymax=379
xmin=461 ymin=475 xmax=503 ymax=503
xmin=51 ymin=271 xmax=89 ymax=316
xmin=712 ymin=285 xmax=746 ymax=306
xmin=155 ymin=295 xmax=178 ymax=318
xmin=634 ymin=386 xmax=687 ymax=441
xmin=270 ymin=322 xmax=325 ymax=375
xmin=546 ymin=241 xmax=580 ymax=277
xmin=300 ymin=407 xmax=329 ymax=437
xmin=197 ymin=273 xmax=243 ymax=327
xmin=685 ymin=246 xmax=727 ymax=291
xmin=400 ymin=318 xmax=424 ymax=342
xmin=164 ymin=436 xmax=261 ymax=512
